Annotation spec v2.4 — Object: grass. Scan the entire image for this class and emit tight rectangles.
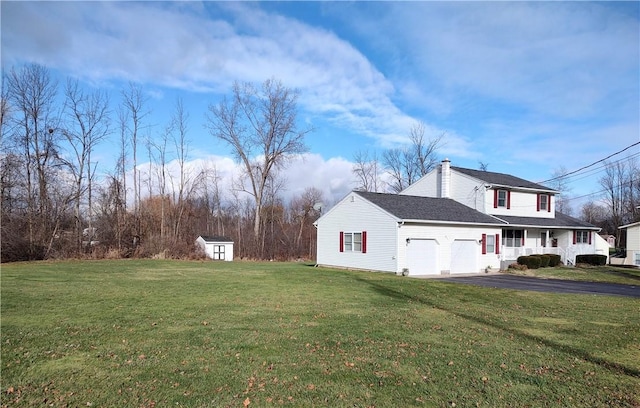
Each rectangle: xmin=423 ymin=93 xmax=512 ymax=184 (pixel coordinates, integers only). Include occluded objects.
xmin=1 ymin=260 xmax=639 ymax=407
xmin=506 ymin=265 xmax=640 ymax=285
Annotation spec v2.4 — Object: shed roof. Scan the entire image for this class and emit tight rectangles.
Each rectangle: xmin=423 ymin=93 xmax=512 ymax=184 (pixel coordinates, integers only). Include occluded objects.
xmin=452 ymin=166 xmax=556 ymax=192
xmin=198 ymin=235 xmax=234 ymax=243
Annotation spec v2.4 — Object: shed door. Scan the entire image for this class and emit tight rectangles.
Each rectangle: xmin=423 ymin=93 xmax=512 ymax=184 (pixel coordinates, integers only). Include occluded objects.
xmin=407 ymin=239 xmax=438 ymax=275
xmin=450 ymin=240 xmax=478 ymax=274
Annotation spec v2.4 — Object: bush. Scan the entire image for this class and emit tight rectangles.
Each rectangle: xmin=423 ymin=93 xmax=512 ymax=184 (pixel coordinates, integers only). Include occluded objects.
xmin=575 ymin=254 xmax=607 ymax=266
xmin=544 ymin=254 xmax=562 ymax=267
xmin=508 ymin=262 xmax=528 ymax=271
xmin=531 ymin=254 xmax=550 ymax=268
xmin=517 ymin=255 xmax=541 ymax=269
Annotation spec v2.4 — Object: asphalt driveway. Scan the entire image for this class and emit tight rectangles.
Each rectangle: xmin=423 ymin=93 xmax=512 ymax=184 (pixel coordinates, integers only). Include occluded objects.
xmin=438 ymin=274 xmax=640 ymax=298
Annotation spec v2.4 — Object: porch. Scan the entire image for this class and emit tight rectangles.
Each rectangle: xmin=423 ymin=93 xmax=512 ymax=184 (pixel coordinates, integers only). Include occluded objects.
xmin=500 ymin=245 xmax=607 ymax=269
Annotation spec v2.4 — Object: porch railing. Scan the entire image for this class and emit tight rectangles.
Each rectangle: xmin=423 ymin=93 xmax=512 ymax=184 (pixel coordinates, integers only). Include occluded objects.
xmin=500 ymin=245 xmax=605 ymax=266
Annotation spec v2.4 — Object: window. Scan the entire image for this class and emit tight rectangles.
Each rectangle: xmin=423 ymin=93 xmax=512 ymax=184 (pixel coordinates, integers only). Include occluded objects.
xmin=502 ymin=229 xmax=524 ymax=247
xmin=213 ymin=245 xmax=225 ymax=260
xmin=486 ymin=234 xmax=495 ymax=253
xmin=482 ymin=233 xmax=500 ymax=254
xmin=340 ymin=231 xmax=367 ymax=253
xmin=634 ymin=253 xmax=640 ymax=266
xmin=575 ymin=231 xmax=590 ymax=244
xmin=537 ymin=193 xmax=551 ymax=212
xmin=493 ymin=189 xmax=510 ymax=209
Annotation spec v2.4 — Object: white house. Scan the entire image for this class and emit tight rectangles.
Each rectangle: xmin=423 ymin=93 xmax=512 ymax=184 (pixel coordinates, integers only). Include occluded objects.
xmin=196 ymin=236 xmax=234 ymax=261
xmin=618 ymin=222 xmax=640 ymax=266
xmin=315 ymin=160 xmax=600 ymax=276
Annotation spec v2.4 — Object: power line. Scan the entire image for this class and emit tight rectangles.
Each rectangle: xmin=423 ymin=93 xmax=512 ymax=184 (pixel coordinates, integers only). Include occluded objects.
xmin=538 ymin=140 xmax=640 ymax=184
xmin=557 ymin=151 xmax=640 ymax=185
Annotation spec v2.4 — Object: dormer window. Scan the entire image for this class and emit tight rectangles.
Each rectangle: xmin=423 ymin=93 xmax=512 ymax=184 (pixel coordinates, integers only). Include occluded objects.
xmin=493 ymin=189 xmax=511 ymax=209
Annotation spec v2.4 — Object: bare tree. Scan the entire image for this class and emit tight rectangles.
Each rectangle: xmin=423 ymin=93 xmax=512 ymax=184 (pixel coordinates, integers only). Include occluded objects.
xmin=383 ymin=122 xmax=442 ymax=193
xmin=352 ymin=149 xmax=382 ymax=192
xmin=546 ymin=165 xmax=573 ymax=215
xmin=62 ymin=79 xmax=110 ymax=253
xmin=121 ymin=82 xmax=149 ymax=244
xmin=5 ymin=64 xmax=60 ymax=259
xmin=289 ymin=187 xmax=324 ymax=256
xmin=580 ymin=201 xmax=607 ymax=226
xmin=598 ymin=159 xmax=639 ymax=244
xmin=206 ymin=79 xmax=311 ymax=242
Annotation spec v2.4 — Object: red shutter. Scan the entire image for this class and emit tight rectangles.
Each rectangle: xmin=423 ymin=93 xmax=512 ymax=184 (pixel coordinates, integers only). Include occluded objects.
xmin=536 ymin=194 xmax=541 ymax=211
xmin=493 ymin=189 xmax=498 ymax=208
xmin=495 ymin=234 xmax=500 ymax=254
xmin=588 ymin=231 xmax=592 ymax=245
xmin=548 ymin=195 xmax=551 ymax=212
xmin=362 ymin=231 xmax=367 ymax=253
xmin=573 ymin=230 xmax=577 ymax=245
xmin=482 ymin=233 xmax=487 ymax=254
xmin=339 ymin=231 xmax=344 ymax=252
xmin=507 ymin=191 xmax=511 ymax=209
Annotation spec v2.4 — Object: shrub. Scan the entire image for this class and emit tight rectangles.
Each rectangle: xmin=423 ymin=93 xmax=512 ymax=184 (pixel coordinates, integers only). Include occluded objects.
xmin=517 ymin=255 xmax=541 ymax=269
xmin=508 ymin=262 xmax=528 ymax=271
xmin=575 ymin=254 xmax=607 ymax=266
xmin=544 ymin=254 xmax=562 ymax=267
xmin=531 ymin=254 xmax=550 ymax=268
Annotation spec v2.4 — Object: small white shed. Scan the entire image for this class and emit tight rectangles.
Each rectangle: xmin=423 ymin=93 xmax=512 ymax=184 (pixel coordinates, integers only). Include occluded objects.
xmin=619 ymin=222 xmax=640 ymax=266
xmin=195 ymin=236 xmax=234 ymax=261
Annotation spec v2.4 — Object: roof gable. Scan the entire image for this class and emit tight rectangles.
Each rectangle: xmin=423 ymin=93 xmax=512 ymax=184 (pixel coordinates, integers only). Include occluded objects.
xmin=355 ymin=191 xmax=504 ymax=225
xmin=452 ymin=166 xmax=556 ymax=192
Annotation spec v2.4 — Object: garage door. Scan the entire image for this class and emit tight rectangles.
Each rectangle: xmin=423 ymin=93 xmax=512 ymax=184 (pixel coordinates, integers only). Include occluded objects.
xmin=450 ymin=239 xmax=478 ymax=274
xmin=407 ymin=239 xmax=439 ymax=275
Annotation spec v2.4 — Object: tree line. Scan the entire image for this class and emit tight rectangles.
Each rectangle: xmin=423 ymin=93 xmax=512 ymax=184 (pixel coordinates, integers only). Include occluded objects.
xmin=1 ymin=64 xmax=321 ymax=262
xmin=2 ymin=64 xmax=638 ymax=262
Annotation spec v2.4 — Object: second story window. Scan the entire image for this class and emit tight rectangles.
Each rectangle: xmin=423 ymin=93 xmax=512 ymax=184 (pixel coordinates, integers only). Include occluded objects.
xmin=494 ymin=189 xmax=510 ymax=209
xmin=537 ymin=193 xmax=551 ymax=212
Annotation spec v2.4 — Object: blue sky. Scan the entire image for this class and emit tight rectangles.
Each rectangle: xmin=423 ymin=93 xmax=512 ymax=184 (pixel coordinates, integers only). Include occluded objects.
xmin=2 ymin=1 xmax=639 ymax=209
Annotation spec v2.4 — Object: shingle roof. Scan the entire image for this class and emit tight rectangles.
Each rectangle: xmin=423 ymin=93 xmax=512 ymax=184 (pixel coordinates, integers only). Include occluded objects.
xmin=494 ymin=213 xmax=599 ymax=229
xmin=199 ymin=235 xmax=233 ymax=242
xmin=354 ymin=191 xmax=505 ymax=225
xmin=354 ymin=191 xmax=598 ymax=230
xmin=452 ymin=166 xmax=556 ymax=192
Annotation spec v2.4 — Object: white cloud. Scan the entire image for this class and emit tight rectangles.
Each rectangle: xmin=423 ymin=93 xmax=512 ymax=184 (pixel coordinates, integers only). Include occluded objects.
xmin=369 ymin=2 xmax=638 ymax=119
xmin=2 ymin=1 xmax=453 ymax=152
xmin=131 ymin=152 xmax=356 ymax=209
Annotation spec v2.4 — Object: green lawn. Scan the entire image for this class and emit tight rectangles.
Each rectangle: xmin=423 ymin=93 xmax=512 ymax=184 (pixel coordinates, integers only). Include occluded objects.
xmin=506 ymin=265 xmax=640 ymax=285
xmin=2 ymin=260 xmax=639 ymax=407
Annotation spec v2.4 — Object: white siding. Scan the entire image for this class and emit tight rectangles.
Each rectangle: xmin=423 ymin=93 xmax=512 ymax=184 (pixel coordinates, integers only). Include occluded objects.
xmin=401 ymin=169 xmax=486 ymax=211
xmin=316 ymin=192 xmax=399 ymax=272
xmin=397 ymin=224 xmax=502 ymax=274
xmin=624 ymin=225 xmax=640 ymax=266
xmin=487 ymin=190 xmax=555 ymax=218
xmin=449 ymin=172 xmax=486 ymax=211
xmin=400 ymin=172 xmax=439 ymax=197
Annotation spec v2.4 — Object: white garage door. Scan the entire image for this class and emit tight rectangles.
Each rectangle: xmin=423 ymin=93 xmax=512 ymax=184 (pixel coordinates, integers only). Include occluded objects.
xmin=450 ymin=240 xmax=478 ymax=274
xmin=407 ymin=239 xmax=439 ymax=275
